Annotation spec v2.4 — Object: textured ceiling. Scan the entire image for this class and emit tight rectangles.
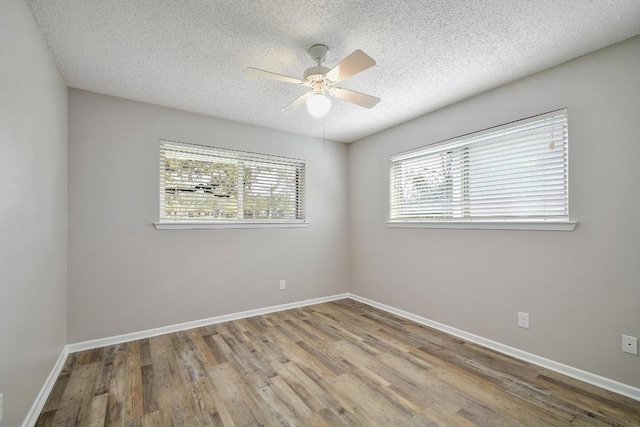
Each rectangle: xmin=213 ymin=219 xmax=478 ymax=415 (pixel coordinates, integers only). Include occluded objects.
xmin=27 ymin=1 xmax=640 ymax=143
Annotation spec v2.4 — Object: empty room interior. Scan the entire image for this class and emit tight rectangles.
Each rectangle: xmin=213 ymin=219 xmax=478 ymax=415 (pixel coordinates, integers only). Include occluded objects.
xmin=2 ymin=0 xmax=640 ymax=426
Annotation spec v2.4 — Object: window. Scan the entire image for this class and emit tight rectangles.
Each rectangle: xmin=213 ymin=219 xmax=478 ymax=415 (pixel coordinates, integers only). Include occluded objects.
xmin=389 ymin=109 xmax=574 ymax=230
xmin=157 ymin=141 xmax=305 ymax=227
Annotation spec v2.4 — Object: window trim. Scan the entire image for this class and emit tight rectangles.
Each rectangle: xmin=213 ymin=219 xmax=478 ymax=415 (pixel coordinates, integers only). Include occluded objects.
xmin=157 ymin=140 xmax=307 ymax=227
xmin=386 ymin=219 xmax=576 ymax=231
xmin=154 ymin=221 xmax=309 ymax=230
xmin=388 ymin=109 xmax=576 ymax=230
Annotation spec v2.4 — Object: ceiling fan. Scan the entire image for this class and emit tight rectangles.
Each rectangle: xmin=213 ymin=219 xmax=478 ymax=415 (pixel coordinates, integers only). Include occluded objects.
xmin=245 ymin=44 xmax=380 ymax=118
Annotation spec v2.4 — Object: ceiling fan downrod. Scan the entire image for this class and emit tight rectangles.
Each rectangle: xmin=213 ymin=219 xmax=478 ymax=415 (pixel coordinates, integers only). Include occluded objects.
xmin=307 ymin=44 xmax=329 ymax=66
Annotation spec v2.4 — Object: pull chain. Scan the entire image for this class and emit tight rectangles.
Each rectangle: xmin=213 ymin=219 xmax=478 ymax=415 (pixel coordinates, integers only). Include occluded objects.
xmin=323 ymin=118 xmax=326 ymax=149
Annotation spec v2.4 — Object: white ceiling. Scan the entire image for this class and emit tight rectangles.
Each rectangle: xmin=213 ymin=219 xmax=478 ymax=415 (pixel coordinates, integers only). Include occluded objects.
xmin=27 ymin=1 xmax=640 ymax=143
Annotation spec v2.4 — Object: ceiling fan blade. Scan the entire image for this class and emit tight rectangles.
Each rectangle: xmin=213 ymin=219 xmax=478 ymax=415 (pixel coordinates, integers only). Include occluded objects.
xmin=331 ymin=87 xmax=380 ymax=109
xmin=282 ymin=92 xmax=312 ymax=111
xmin=244 ymin=67 xmax=302 ymax=85
xmin=325 ymin=50 xmax=376 ymax=83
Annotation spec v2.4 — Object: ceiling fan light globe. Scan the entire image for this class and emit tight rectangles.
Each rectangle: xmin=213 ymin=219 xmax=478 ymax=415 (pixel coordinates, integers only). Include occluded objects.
xmin=306 ymin=94 xmax=331 ymax=118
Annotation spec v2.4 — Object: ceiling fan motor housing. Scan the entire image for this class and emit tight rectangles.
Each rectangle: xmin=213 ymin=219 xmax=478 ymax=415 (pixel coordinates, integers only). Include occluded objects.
xmin=303 ymin=66 xmax=330 ymax=82
xmin=303 ymin=67 xmax=331 ymax=95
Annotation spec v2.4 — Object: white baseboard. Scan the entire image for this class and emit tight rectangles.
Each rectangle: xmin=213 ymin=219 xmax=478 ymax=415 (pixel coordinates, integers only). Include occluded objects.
xmin=24 ymin=293 xmax=349 ymax=426
xmin=67 ymin=293 xmax=350 ymax=353
xmin=25 ymin=291 xmax=638 ymax=427
xmin=348 ymin=293 xmax=640 ymax=402
xmin=22 ymin=345 xmax=69 ymax=427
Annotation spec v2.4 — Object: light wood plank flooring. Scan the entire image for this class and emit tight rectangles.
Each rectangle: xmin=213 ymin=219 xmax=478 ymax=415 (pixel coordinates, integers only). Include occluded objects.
xmin=36 ymin=299 xmax=640 ymax=426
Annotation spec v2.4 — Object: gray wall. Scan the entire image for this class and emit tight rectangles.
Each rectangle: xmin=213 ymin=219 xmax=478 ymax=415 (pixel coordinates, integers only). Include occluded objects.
xmin=67 ymin=90 xmax=349 ymax=343
xmin=349 ymin=36 xmax=640 ymax=387
xmin=0 ymin=0 xmax=68 ymax=425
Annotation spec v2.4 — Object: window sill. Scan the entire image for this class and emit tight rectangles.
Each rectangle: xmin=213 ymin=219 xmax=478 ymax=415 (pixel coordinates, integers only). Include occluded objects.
xmin=154 ymin=221 xmax=309 ymax=230
xmin=386 ymin=220 xmax=577 ymax=231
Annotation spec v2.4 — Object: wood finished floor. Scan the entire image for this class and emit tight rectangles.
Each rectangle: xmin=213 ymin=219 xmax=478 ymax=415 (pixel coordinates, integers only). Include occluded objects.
xmin=36 ymin=299 xmax=640 ymax=426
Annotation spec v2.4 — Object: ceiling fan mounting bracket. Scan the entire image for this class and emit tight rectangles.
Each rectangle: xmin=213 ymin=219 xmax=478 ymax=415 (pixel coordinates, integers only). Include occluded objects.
xmin=307 ymin=44 xmax=329 ymax=65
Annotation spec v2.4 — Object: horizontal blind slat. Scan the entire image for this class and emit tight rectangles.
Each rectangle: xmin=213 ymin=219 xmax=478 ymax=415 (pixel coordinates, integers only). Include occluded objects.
xmin=390 ymin=110 xmax=569 ymax=221
xmin=160 ymin=141 xmax=305 ymax=221
xmin=391 ymin=112 xmax=567 ymax=161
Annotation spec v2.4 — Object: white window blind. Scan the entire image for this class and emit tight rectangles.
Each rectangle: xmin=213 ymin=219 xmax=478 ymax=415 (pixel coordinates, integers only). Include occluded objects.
xmin=160 ymin=141 xmax=305 ymax=222
xmin=390 ymin=109 xmax=569 ymax=222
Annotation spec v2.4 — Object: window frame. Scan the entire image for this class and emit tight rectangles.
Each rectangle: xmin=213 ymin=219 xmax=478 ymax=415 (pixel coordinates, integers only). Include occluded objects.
xmin=155 ymin=140 xmax=308 ymax=230
xmin=388 ymin=109 xmax=576 ymax=231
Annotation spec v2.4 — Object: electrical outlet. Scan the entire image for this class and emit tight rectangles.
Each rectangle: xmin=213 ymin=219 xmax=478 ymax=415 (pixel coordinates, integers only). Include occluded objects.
xmin=622 ymin=335 xmax=638 ymax=355
xmin=279 ymin=280 xmax=286 ymax=290
xmin=518 ymin=312 xmax=530 ymax=329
